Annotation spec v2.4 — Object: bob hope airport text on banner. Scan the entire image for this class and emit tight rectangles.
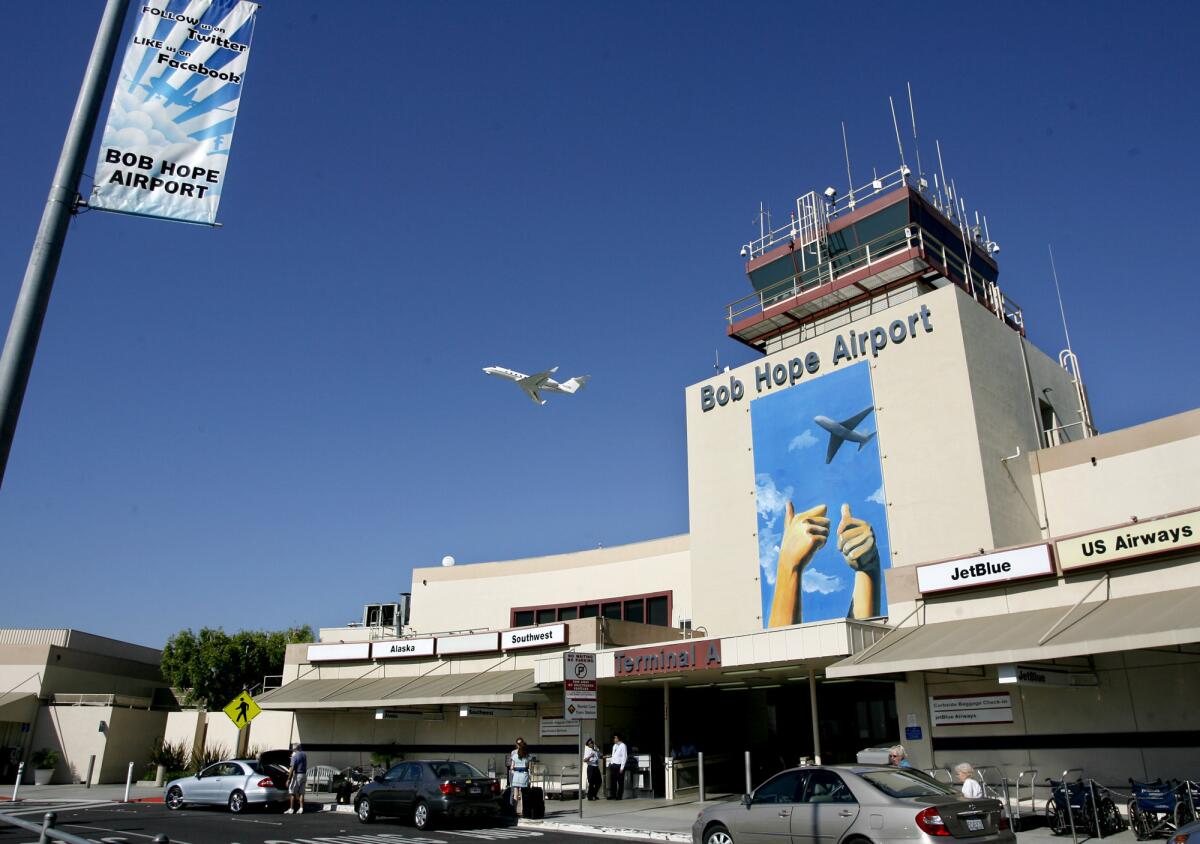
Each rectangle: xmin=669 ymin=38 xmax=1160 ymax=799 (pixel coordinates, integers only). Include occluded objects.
xmin=91 ymin=1 xmax=259 ymax=225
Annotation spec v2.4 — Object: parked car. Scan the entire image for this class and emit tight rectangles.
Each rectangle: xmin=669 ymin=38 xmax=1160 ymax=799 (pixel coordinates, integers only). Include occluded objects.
xmin=1174 ymin=816 xmax=1200 ymax=844
xmin=692 ymin=764 xmax=1015 ymax=844
xmin=164 ymin=750 xmax=290 ymax=813
xmin=355 ymin=759 xmax=502 ymax=829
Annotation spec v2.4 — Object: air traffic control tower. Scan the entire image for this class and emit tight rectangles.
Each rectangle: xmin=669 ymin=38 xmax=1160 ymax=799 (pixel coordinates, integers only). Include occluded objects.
xmin=684 ymin=163 xmax=1097 ymax=637
xmin=726 ymin=167 xmax=1018 ymax=356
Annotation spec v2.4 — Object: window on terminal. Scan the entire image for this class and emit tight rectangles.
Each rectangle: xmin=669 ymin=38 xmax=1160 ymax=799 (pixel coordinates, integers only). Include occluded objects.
xmin=536 ymin=608 xmax=556 ymax=625
xmin=602 ymin=602 xmax=622 ymax=620
xmin=580 ymin=604 xmax=599 ymax=618
xmin=647 ymin=596 xmax=669 ymax=627
xmin=623 ymin=600 xmax=644 ymax=623
xmin=558 ymin=607 xmax=578 ymax=621
xmin=513 ymin=610 xmax=535 ymax=627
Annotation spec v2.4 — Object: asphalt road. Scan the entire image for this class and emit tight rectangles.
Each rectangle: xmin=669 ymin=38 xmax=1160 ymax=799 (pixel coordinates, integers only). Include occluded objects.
xmin=0 ymin=802 xmax=611 ymax=844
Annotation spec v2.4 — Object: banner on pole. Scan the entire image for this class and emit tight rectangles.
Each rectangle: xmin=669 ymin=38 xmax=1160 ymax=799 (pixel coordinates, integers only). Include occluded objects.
xmin=91 ymin=1 xmax=259 ymax=225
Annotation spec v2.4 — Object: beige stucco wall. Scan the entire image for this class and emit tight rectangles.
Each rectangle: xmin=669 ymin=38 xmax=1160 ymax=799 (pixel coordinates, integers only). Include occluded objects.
xmin=30 ymin=705 xmax=166 ymax=784
xmin=407 ymin=536 xmax=691 ymax=634
xmin=1034 ymin=408 xmax=1200 ymax=536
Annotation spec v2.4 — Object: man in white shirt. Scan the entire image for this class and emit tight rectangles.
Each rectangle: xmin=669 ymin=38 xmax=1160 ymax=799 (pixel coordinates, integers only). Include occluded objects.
xmin=608 ymin=734 xmax=628 ymax=800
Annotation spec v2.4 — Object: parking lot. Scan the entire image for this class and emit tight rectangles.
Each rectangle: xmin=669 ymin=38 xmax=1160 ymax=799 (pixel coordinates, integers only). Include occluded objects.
xmin=0 ymin=801 xmax=596 ymax=844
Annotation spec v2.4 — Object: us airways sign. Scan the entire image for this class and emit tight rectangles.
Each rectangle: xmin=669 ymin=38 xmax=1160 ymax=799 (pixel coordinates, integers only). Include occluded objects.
xmin=614 ymin=640 xmax=722 ymax=677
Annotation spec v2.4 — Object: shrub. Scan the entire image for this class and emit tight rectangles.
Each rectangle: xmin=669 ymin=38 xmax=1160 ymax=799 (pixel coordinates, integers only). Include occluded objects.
xmin=31 ymin=748 xmax=60 ymax=769
xmin=148 ymin=740 xmax=189 ymax=771
xmin=188 ymin=743 xmax=229 ymax=771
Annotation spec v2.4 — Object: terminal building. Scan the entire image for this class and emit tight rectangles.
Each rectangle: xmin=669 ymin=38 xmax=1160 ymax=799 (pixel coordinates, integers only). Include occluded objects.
xmin=238 ymin=160 xmax=1198 ymax=795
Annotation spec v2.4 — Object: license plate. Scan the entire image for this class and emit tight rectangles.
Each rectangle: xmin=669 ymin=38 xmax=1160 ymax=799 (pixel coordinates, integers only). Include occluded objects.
xmin=469 ymin=787 xmax=481 ymax=794
xmin=966 ymin=819 xmax=984 ymax=831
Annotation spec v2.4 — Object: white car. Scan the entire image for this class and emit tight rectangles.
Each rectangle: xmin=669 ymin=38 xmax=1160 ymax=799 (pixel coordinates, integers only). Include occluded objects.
xmin=164 ymin=750 xmax=291 ymax=813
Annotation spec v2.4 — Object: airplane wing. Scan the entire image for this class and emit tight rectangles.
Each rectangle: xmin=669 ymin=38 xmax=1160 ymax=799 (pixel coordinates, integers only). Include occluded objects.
xmin=526 ymin=389 xmax=544 ymax=405
xmin=839 ymin=406 xmax=874 ymax=432
xmin=825 ymin=433 xmax=846 ymax=464
xmin=517 ymin=367 xmax=557 ymax=390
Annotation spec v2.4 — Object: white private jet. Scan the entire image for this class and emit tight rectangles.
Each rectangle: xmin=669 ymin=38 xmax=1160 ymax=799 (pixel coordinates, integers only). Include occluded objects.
xmin=482 ymin=366 xmax=590 ymax=405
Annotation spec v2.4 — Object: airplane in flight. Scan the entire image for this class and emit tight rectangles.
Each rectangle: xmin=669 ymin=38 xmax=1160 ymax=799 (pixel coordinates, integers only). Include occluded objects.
xmin=814 ymin=407 xmax=876 ymax=463
xmin=483 ymin=366 xmax=590 ymax=405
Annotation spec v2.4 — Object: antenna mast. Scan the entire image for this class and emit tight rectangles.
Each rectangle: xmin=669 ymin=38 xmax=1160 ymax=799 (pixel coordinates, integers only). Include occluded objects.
xmin=889 ymin=95 xmax=907 ymax=173
xmin=1048 ymin=245 xmax=1095 ymax=439
xmin=907 ymin=82 xmax=924 ymax=185
xmin=841 ymin=121 xmax=855 ymax=208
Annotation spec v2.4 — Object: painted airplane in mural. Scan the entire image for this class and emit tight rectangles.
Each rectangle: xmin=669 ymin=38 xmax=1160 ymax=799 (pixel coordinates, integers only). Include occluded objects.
xmin=483 ymin=366 xmax=590 ymax=405
xmin=814 ymin=407 xmax=876 ymax=463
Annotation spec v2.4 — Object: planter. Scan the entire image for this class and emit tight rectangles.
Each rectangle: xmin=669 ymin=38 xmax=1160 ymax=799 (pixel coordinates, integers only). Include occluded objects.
xmin=33 ymin=768 xmax=54 ymax=785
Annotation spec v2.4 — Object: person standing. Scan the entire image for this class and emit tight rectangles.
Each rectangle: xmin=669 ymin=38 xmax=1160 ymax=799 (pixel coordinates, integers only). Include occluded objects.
xmin=507 ymin=737 xmax=532 ymax=817
xmin=608 ymin=734 xmax=628 ymax=800
xmin=583 ymin=738 xmax=601 ymax=801
xmin=286 ymin=742 xmax=308 ymax=814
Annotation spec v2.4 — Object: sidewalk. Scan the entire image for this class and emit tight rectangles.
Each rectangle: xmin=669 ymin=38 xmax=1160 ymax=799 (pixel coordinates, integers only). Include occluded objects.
xmin=1 ymin=782 xmax=164 ymax=803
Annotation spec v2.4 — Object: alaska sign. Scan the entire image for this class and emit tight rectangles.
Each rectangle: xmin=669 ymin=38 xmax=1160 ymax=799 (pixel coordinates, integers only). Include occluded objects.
xmin=614 ymin=640 xmax=722 ymax=677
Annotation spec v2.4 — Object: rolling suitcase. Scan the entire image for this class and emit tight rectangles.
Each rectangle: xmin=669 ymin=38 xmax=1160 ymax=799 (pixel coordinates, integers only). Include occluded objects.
xmin=522 ymin=786 xmax=545 ymax=820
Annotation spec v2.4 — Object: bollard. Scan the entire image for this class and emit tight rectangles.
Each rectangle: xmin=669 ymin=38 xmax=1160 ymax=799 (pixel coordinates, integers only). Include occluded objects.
xmin=11 ymin=761 xmax=24 ymax=801
xmin=124 ymin=761 xmax=134 ymax=803
xmin=38 ymin=812 xmax=56 ymax=844
xmin=744 ymin=751 xmax=752 ymax=795
xmin=698 ymin=751 xmax=705 ymax=802
xmin=85 ymin=755 xmax=96 ymax=788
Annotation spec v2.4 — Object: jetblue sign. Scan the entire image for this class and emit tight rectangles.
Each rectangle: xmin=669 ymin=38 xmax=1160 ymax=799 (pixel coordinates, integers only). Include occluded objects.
xmin=699 ymin=306 xmax=934 ymax=412
xmin=916 ymin=544 xmax=1055 ymax=595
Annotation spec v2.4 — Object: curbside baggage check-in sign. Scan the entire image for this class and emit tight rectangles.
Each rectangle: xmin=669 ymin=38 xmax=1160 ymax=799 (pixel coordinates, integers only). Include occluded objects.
xmin=91 ymin=1 xmax=259 ymax=225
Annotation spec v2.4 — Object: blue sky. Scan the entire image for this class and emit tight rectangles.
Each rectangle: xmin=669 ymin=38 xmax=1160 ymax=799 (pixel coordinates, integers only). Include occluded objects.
xmin=1 ymin=2 xmax=1197 ymax=648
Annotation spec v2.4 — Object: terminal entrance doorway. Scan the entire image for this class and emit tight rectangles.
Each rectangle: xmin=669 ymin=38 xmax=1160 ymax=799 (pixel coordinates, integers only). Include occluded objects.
xmin=602 ymin=678 xmax=898 ymax=796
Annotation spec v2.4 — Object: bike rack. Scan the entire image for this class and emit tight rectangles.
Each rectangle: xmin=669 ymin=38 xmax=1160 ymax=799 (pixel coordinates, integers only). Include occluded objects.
xmin=974 ymin=766 xmax=1015 ymax=831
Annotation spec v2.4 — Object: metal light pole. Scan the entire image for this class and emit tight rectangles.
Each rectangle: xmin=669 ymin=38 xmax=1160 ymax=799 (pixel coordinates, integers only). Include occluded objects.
xmin=0 ymin=0 xmax=130 ymax=490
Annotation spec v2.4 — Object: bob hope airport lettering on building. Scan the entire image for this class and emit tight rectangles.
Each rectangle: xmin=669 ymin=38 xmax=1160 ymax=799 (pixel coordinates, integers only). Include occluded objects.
xmin=699 ymin=305 xmax=934 ymax=412
xmin=916 ymin=544 xmax=1055 ymax=594
xmin=614 ymin=640 xmax=722 ymax=677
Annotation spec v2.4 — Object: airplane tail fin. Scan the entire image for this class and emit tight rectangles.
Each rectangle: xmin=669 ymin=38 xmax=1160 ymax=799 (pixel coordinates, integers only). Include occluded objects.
xmin=856 ymin=431 xmax=877 ymax=451
xmin=559 ymin=375 xmax=591 ymax=394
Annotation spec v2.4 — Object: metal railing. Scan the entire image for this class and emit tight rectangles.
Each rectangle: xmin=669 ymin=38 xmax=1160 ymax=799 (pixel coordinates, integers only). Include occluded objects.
xmin=743 ymin=166 xmax=911 ymax=259
xmin=727 ymin=221 xmax=1022 ymax=335
xmin=0 ymin=811 xmax=170 ymax=844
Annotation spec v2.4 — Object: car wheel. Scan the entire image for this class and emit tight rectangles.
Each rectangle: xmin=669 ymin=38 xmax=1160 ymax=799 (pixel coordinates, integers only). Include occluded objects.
xmin=413 ymin=799 xmax=433 ymax=831
xmin=166 ymin=786 xmax=184 ymax=810
xmin=356 ymin=796 xmax=376 ymax=824
xmin=228 ymin=790 xmax=247 ymax=814
xmin=704 ymin=824 xmax=733 ymax=844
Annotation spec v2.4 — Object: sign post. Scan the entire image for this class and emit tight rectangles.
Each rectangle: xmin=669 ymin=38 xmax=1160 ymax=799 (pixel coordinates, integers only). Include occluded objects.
xmin=564 ymin=652 xmax=597 ymax=819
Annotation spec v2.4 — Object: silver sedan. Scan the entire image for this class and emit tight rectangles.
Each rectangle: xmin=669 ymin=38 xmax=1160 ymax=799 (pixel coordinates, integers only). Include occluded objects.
xmin=164 ymin=757 xmax=289 ymax=813
xmin=692 ymin=765 xmax=1015 ymax=844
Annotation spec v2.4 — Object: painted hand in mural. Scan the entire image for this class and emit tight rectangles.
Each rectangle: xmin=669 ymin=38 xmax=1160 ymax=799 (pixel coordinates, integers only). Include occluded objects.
xmin=767 ymin=502 xmax=830 ymax=627
xmin=837 ymin=503 xmax=882 ymax=619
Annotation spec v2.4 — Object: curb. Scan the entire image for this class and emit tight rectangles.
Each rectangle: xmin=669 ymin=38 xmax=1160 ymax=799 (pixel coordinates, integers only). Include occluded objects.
xmin=518 ymin=819 xmax=690 ymax=842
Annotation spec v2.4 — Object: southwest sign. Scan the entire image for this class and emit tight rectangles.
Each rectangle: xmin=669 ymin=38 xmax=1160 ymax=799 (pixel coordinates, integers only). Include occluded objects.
xmin=916 ymin=544 xmax=1055 ymax=594
xmin=1056 ymin=510 xmax=1199 ymax=572
xmin=613 ymin=640 xmax=722 ymax=677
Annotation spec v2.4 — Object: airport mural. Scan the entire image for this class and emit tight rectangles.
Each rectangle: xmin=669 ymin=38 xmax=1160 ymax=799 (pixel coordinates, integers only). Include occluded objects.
xmin=750 ymin=362 xmax=891 ymax=627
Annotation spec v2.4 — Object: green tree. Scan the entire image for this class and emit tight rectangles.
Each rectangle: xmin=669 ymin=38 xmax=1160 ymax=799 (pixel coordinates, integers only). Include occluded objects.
xmin=161 ymin=626 xmax=313 ymax=708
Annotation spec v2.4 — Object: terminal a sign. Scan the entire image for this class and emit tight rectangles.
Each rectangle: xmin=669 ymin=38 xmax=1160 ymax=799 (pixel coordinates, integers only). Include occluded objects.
xmin=1056 ymin=510 xmax=1199 ymax=572
xmin=916 ymin=544 xmax=1056 ymax=594
xmin=614 ymin=640 xmax=722 ymax=677
xmin=699 ymin=305 xmax=934 ymax=412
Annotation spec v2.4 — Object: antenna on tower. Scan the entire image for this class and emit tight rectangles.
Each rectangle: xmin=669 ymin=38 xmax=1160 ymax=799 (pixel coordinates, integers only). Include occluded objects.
xmin=889 ymin=95 xmax=907 ymax=174
xmin=907 ymin=82 xmax=925 ymax=188
xmin=1048 ymin=244 xmax=1074 ymax=356
xmin=841 ymin=121 xmax=855 ymax=209
xmin=936 ymin=141 xmax=950 ymax=219
xmin=714 ymin=349 xmax=721 ymax=374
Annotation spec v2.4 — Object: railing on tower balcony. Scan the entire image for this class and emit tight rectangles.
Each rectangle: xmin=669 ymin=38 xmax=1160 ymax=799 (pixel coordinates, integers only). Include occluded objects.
xmin=726 ymin=222 xmax=1023 ymax=336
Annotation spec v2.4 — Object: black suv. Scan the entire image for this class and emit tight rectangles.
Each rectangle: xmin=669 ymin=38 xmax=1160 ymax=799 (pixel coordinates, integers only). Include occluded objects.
xmin=355 ymin=760 xmax=502 ymax=829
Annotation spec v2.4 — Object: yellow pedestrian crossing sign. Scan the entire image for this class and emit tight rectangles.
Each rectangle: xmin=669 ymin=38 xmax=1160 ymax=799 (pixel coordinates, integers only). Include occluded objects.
xmin=223 ymin=691 xmax=261 ymax=728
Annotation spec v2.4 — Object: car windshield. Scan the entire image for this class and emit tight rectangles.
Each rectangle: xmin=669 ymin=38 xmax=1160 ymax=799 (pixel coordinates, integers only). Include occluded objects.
xmin=859 ymin=769 xmax=956 ymax=798
xmin=429 ymin=761 xmax=486 ymax=779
